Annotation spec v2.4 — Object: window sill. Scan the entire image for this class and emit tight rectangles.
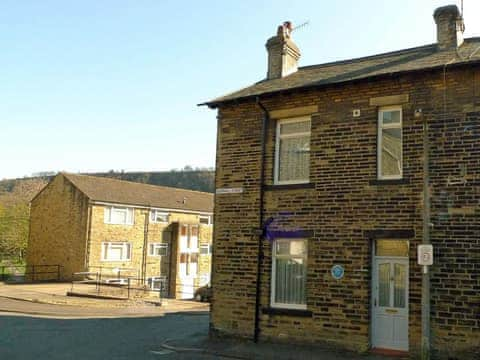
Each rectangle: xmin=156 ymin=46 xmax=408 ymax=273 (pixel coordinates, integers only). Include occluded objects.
xmin=104 ymin=223 xmax=134 ymax=226
xmin=264 ymin=183 xmax=315 ymax=191
xmin=369 ymin=178 xmax=410 ymax=186
xmin=262 ymin=307 xmax=312 ymax=317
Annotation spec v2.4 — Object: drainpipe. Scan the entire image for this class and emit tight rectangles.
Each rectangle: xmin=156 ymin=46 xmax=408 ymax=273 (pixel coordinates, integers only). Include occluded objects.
xmin=253 ymin=97 xmax=269 ymax=343
xmin=84 ymin=203 xmax=93 ymax=271
xmin=141 ymin=211 xmax=150 ymax=282
xmin=421 ymin=114 xmax=431 ymax=360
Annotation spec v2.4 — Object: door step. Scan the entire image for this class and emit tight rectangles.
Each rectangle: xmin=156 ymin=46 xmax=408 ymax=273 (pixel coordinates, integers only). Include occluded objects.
xmin=371 ymin=348 xmax=409 ymax=358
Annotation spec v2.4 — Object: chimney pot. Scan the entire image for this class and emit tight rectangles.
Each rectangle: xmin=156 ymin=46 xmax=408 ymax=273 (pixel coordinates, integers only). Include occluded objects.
xmin=433 ymin=5 xmax=464 ymax=50
xmin=266 ymin=21 xmax=301 ymax=80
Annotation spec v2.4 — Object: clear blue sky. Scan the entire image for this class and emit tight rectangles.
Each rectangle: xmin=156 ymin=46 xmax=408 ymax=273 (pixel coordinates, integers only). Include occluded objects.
xmin=1 ymin=0 xmax=478 ymax=179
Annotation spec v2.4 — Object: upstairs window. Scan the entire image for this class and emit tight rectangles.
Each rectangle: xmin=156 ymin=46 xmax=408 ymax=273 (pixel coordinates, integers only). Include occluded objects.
xmin=199 ymin=215 xmax=212 ymax=225
xmin=150 ymin=210 xmax=169 ymax=223
xmin=104 ymin=206 xmax=134 ymax=225
xmin=275 ymin=117 xmax=311 ymax=184
xmin=179 ymin=224 xmax=199 ymax=252
xmin=378 ymin=107 xmax=402 ymax=179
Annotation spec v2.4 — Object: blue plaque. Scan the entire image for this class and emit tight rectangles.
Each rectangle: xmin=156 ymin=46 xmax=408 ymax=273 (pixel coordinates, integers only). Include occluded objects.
xmin=331 ymin=265 xmax=344 ymax=280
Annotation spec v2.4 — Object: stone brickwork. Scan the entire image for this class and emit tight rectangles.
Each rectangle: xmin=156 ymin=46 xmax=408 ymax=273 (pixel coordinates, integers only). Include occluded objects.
xmin=211 ymin=66 xmax=479 ymax=358
xmin=27 ymin=175 xmax=89 ymax=280
xmin=84 ymin=207 xmax=213 ymax=298
xmin=27 ymin=174 xmax=213 ymax=299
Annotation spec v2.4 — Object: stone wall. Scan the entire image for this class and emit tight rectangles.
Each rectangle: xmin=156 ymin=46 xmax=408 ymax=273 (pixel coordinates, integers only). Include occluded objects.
xmin=211 ymin=65 xmax=479 ymax=358
xmin=27 ymin=174 xmax=89 ymax=280
xmin=88 ymin=207 xmax=213 ymax=298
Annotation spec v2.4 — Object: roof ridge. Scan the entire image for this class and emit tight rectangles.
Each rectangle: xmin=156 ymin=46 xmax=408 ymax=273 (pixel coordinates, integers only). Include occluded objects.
xmin=62 ymin=172 xmax=214 ymax=196
xmin=298 ymin=43 xmax=437 ymax=71
xmin=297 ymin=37 xmax=480 ymax=71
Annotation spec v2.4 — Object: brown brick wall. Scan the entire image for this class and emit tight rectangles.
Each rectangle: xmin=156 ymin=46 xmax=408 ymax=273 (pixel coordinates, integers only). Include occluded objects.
xmin=212 ymin=66 xmax=479 ymax=357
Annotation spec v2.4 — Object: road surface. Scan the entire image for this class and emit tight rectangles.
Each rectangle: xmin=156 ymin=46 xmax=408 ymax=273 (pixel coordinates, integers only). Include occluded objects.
xmin=0 ymin=298 xmax=212 ymax=359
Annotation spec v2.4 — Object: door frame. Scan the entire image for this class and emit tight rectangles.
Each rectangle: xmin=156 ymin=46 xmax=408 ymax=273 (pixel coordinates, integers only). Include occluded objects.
xmin=369 ymin=235 xmax=411 ymax=352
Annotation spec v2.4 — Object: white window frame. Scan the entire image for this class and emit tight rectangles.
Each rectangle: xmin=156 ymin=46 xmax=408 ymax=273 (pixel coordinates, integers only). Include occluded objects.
xmin=274 ymin=116 xmax=311 ymax=185
xmin=148 ymin=243 xmax=168 ymax=257
xmin=377 ymin=106 xmax=403 ymax=180
xmin=270 ymin=238 xmax=308 ymax=310
xmin=146 ymin=276 xmax=166 ymax=291
xmin=199 ymin=215 xmax=212 ymax=225
xmin=101 ymin=242 xmax=132 ymax=262
xmin=199 ymin=244 xmax=212 ymax=255
xmin=150 ymin=210 xmax=169 ymax=224
xmin=104 ymin=206 xmax=134 ymax=225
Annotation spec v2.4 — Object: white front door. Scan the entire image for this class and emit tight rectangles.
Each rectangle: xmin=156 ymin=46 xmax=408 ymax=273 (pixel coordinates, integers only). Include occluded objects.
xmin=178 ymin=224 xmax=198 ymax=299
xmin=372 ymin=256 xmax=409 ymax=351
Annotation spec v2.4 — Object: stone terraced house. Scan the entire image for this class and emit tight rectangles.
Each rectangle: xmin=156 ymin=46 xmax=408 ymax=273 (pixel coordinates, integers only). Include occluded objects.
xmin=202 ymin=5 xmax=479 ymax=359
xmin=27 ymin=173 xmax=214 ymax=299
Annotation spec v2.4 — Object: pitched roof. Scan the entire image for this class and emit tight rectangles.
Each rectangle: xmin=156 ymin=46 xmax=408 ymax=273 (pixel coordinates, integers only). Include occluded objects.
xmin=62 ymin=173 xmax=213 ymax=213
xmin=202 ymin=38 xmax=480 ymax=108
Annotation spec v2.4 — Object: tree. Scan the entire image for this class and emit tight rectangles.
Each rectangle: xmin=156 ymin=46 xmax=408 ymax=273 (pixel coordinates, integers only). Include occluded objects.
xmin=0 ymin=204 xmax=29 ymax=260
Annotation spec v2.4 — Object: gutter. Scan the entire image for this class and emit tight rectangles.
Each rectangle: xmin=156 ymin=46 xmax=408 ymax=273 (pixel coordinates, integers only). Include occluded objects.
xmin=253 ymin=97 xmax=269 ymax=343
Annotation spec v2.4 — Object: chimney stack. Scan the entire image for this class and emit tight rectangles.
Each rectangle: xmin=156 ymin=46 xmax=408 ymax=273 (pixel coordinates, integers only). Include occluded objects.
xmin=266 ymin=21 xmax=301 ymax=79
xmin=433 ymin=5 xmax=465 ymax=50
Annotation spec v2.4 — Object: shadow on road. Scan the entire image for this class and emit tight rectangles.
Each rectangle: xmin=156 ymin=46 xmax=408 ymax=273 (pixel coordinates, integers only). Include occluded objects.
xmin=0 ymin=312 xmax=209 ymax=360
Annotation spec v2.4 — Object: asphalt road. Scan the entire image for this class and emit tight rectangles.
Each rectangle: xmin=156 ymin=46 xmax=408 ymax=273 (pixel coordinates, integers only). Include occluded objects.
xmin=0 ymin=298 xmax=391 ymax=360
xmin=0 ymin=299 xmax=214 ymax=360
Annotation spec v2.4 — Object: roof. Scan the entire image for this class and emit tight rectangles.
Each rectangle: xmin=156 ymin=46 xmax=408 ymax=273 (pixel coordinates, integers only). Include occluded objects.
xmin=62 ymin=173 xmax=214 ymax=213
xmin=202 ymin=38 xmax=480 ymax=108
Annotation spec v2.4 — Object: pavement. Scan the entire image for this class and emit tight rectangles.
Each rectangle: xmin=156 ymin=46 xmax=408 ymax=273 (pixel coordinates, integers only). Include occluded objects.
xmin=0 ymin=282 xmax=209 ymax=318
xmin=161 ymin=335 xmax=395 ymax=360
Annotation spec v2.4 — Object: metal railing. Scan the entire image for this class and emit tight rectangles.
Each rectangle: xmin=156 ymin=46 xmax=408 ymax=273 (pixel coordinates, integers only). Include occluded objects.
xmin=69 ymin=267 xmax=210 ymax=302
xmin=70 ymin=271 xmax=167 ymax=300
xmin=0 ymin=264 xmax=61 ymax=282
